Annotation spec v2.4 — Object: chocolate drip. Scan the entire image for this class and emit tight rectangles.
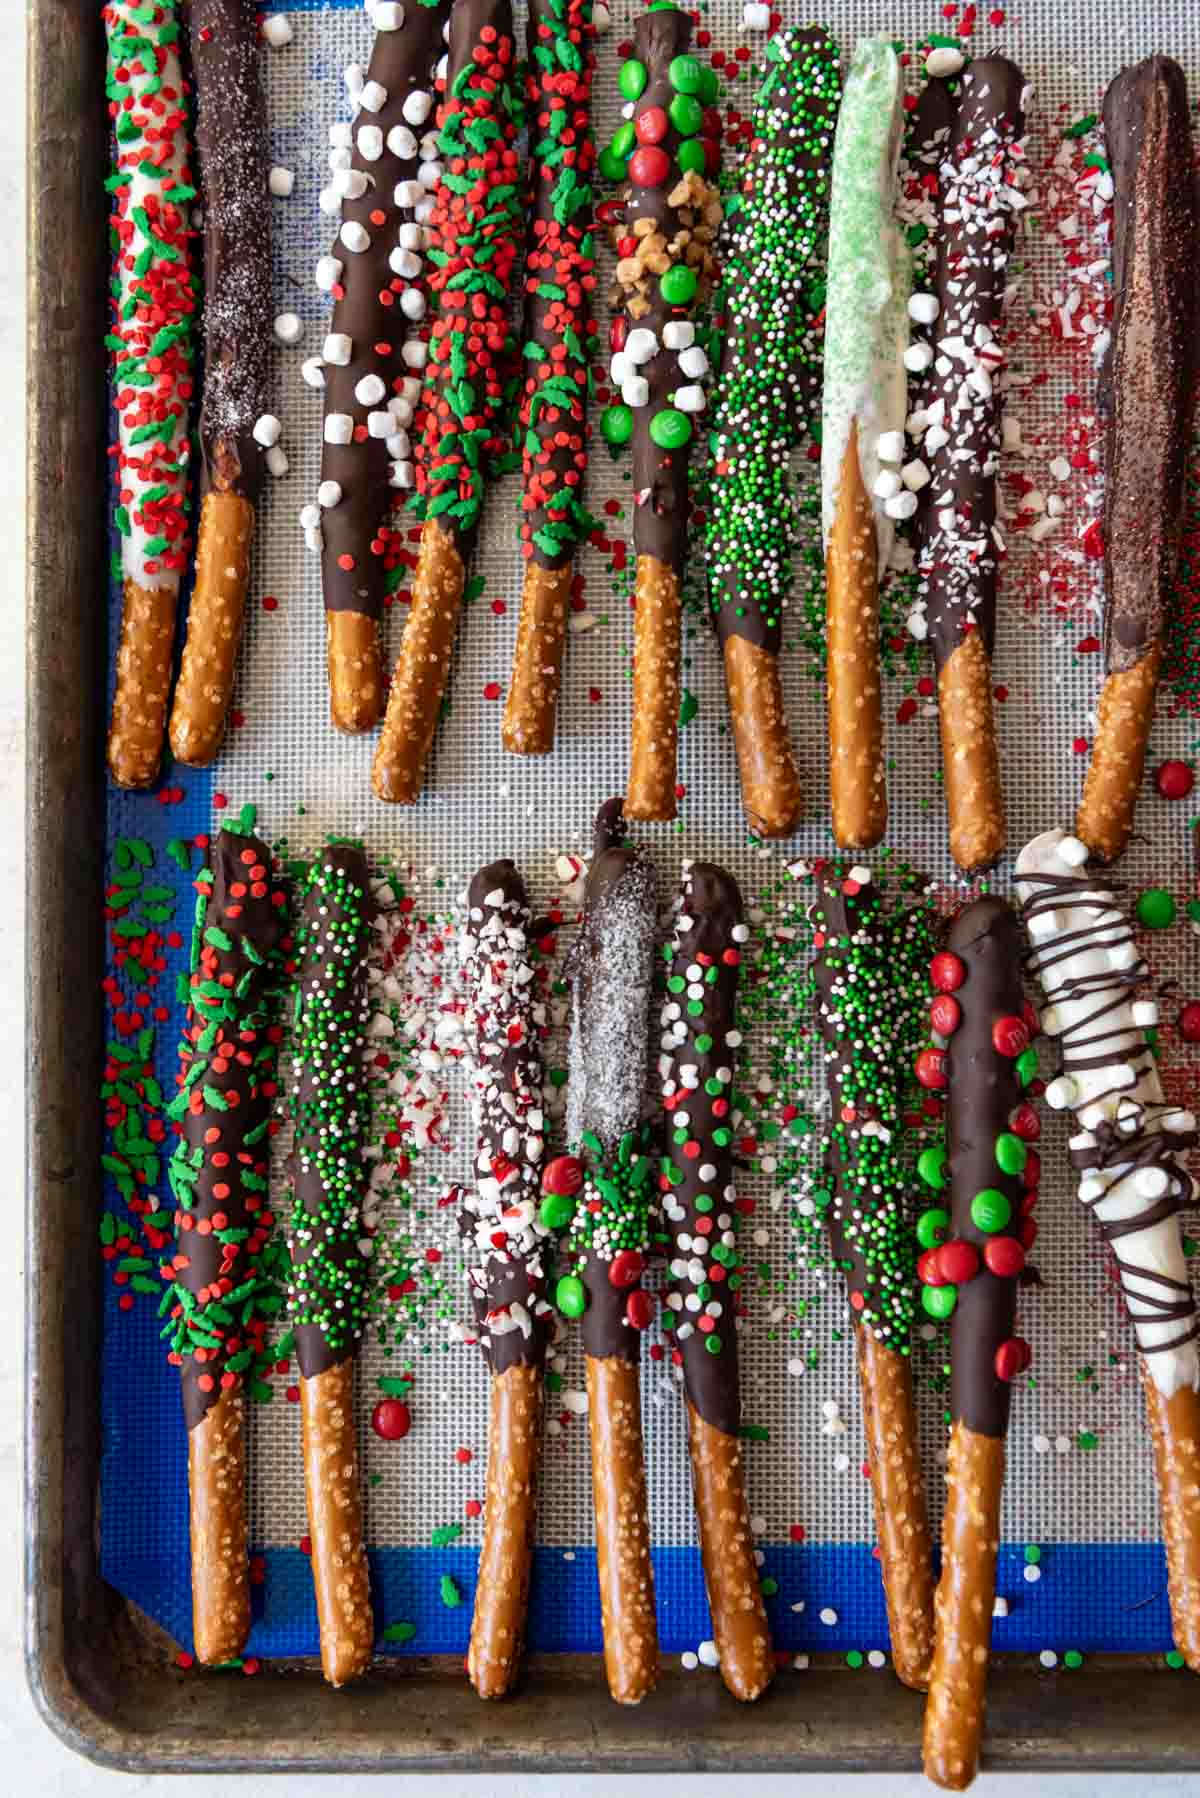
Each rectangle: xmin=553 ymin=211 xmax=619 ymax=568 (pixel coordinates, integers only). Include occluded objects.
xmin=1100 ymin=56 xmax=1200 ymax=672
xmin=290 ymin=844 xmax=374 ymax=1381
xmin=917 ymin=57 xmax=1027 ymax=672
xmin=946 ymin=897 xmax=1027 ymax=1439
xmin=459 ymin=859 xmax=553 ymax=1375
xmin=659 ymin=862 xmax=747 ymax=1436
xmin=566 ymin=799 xmax=657 ymax=1362
xmin=169 ymin=829 xmax=286 ymax=1430
xmin=192 ymin=0 xmax=270 ymax=501
xmin=319 ymin=0 xmax=453 ymax=617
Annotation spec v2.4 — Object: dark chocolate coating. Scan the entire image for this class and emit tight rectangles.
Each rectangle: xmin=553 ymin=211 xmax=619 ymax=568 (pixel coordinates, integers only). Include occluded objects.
xmin=192 ymin=0 xmax=270 ymax=500
xmin=919 ymin=57 xmax=1026 ymax=673
xmin=320 ymin=0 xmax=453 ymax=617
xmin=176 ymin=829 xmax=285 ymax=1430
xmin=619 ymin=6 xmax=713 ymax=574
xmin=291 ymin=844 xmax=374 ymax=1382
xmin=661 ymin=862 xmax=744 ymax=1436
xmin=946 ymin=896 xmax=1026 ymax=1440
xmin=1100 ymin=56 xmax=1200 ymax=672
xmin=462 ymin=859 xmax=551 ymax=1375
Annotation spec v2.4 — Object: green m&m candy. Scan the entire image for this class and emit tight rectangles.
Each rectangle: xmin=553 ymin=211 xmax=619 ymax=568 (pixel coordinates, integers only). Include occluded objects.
xmin=611 ymin=120 xmax=636 ymax=159
xmin=994 ymin=1132 xmax=1028 ymax=1177
xmin=619 ymin=58 xmax=647 ymax=101
xmin=677 ymin=138 xmax=706 ymax=174
xmin=918 ymin=1144 xmax=947 ymax=1190
xmin=971 ymin=1188 xmax=1012 ymax=1234
xmin=660 ymin=263 xmax=698 ymax=305
xmin=917 ymin=1206 xmax=950 ymax=1250
xmin=556 ymin=1273 xmax=587 ymax=1318
xmin=669 ymin=93 xmax=703 ymax=135
xmin=540 ymin=1192 xmax=575 ymax=1231
xmin=601 ymin=403 xmax=633 ymax=446
xmin=1015 ymin=1045 xmax=1039 ymax=1087
xmin=669 ymin=53 xmax=702 ymax=94
xmin=696 ymin=63 xmax=719 ymax=104
xmin=599 ymin=143 xmax=629 ymax=182
xmin=649 ymin=408 xmax=691 ymax=450
xmin=1137 ymin=886 xmax=1176 ymax=929
xmin=922 ymin=1283 xmax=957 ymax=1320
xmin=704 ymin=1333 xmax=723 ymax=1355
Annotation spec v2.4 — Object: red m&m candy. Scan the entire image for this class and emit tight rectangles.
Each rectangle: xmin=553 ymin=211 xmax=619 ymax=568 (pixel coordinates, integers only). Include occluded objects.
xmin=628 ymin=145 xmax=670 ymax=186
xmin=918 ymin=1247 xmax=948 ymax=1286
xmin=936 ymin=1240 xmax=980 ymax=1285
xmin=931 ymin=952 xmax=965 ymax=992
xmin=984 ymin=1236 xmax=1026 ymax=1279
xmin=1179 ymin=1002 xmax=1200 ymax=1044
xmin=372 ymin=1399 xmax=412 ymax=1441
xmin=1021 ymin=1149 xmax=1041 ymax=1190
xmin=1157 ymin=760 xmax=1194 ymax=800
xmin=609 ymin=1248 xmax=645 ymax=1289
xmin=994 ymin=1338 xmax=1032 ymax=1382
xmin=992 ymin=1015 xmax=1029 ymax=1058
xmin=1019 ymin=1216 xmax=1038 ymax=1249
xmin=626 ymin=1289 xmax=655 ymax=1329
xmin=930 ymin=994 xmax=961 ymax=1036
xmin=916 ymin=1048 xmax=948 ymax=1090
xmin=542 ymin=1155 xmax=584 ymax=1196
xmin=1009 ymin=1102 xmax=1040 ymax=1141
xmin=635 ymin=106 xmax=669 ymax=143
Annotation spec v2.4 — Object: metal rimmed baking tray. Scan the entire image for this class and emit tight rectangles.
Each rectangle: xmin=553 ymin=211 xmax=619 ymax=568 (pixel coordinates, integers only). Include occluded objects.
xmin=24 ymin=0 xmax=1200 ymax=1772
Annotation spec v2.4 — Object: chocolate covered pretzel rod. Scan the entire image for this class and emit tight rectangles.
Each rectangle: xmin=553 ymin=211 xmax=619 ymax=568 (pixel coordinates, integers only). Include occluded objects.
xmin=501 ymin=0 xmax=597 ymax=756
xmin=1017 ymin=828 xmax=1200 ymax=1668
xmin=372 ymin=0 xmax=523 ymax=801
xmin=707 ymin=26 xmax=840 ymax=838
xmin=599 ymin=4 xmax=721 ymax=821
xmin=289 ymin=845 xmax=374 ymax=1687
xmin=163 ymin=825 xmax=287 ymax=1664
xmin=104 ymin=0 xmax=198 ymax=788
xmin=659 ymin=861 xmax=771 ymax=1701
xmin=309 ymin=0 xmax=453 ymax=734
xmin=168 ymin=0 xmax=268 ymax=766
xmin=810 ymin=865 xmax=936 ymax=1690
xmin=821 ymin=39 xmax=909 ymax=851
xmin=909 ymin=58 xmax=1028 ymax=874
xmin=557 ymin=798 xmax=659 ymax=1702
xmin=921 ymin=897 xmax=1038 ymax=1790
xmin=458 ymin=861 xmax=554 ymax=1697
xmin=1076 ymin=59 xmax=1200 ymax=862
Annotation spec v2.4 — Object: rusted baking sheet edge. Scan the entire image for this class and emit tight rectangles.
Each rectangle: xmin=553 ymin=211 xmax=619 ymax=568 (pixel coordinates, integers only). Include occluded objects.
xmin=23 ymin=0 xmax=1200 ymax=1772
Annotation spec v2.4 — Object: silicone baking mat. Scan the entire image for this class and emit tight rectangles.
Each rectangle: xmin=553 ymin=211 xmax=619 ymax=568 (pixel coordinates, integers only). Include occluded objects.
xmin=100 ymin=0 xmax=1200 ymax=1668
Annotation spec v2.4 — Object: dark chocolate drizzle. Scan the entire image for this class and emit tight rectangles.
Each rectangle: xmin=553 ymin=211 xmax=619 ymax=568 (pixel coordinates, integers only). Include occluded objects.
xmin=459 ymin=859 xmax=553 ymax=1375
xmin=915 ymin=57 xmax=1027 ymax=672
xmin=319 ymin=0 xmax=453 ymax=618
xmin=946 ymin=896 xmax=1027 ymax=1439
xmin=171 ymin=828 xmax=286 ymax=1431
xmin=192 ymin=0 xmax=270 ymax=501
xmin=659 ymin=861 xmax=746 ymax=1436
xmin=1099 ymin=56 xmax=1200 ymax=673
xmin=566 ymin=798 xmax=658 ymax=1362
xmin=290 ymin=843 xmax=374 ymax=1382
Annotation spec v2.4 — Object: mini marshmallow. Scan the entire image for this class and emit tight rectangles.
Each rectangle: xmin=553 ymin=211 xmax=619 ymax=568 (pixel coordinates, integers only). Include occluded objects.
xmin=609 ymin=352 xmax=631 ymax=387
xmin=340 ymin=220 xmax=371 ymax=254
xmin=1058 ymin=835 xmax=1089 ymax=867
xmin=400 ymin=289 xmax=426 ymax=321
xmin=876 ymin=430 xmax=904 ymax=463
xmin=317 ymin=186 xmax=341 ymax=216
xmin=386 ymin=430 xmax=412 ymax=460
xmin=387 ymin=125 xmax=418 ymax=160
xmin=420 ymin=131 xmax=440 ymax=159
xmin=662 ymin=320 xmax=694 ymax=350
xmin=323 ymin=333 xmax=353 ymax=367
xmin=300 ymin=357 xmax=326 ymax=389
xmin=373 ymin=1 xmax=404 ymax=27
xmin=622 ymin=375 xmax=650 ymax=408
xmin=299 ymin=503 xmax=321 ymax=531
xmin=304 ymin=527 xmax=323 ymax=553
xmin=418 ymin=160 xmax=442 ymax=189
xmin=1131 ymin=1001 xmax=1159 ymax=1028
xmin=674 ymin=384 xmax=706 ymax=413
xmin=268 ymin=166 xmax=294 ymax=197
xmin=262 ymin=13 xmax=292 ymax=47
xmin=330 ymin=121 xmax=353 ymax=148
xmin=328 ymin=145 xmax=352 ymax=172
xmin=398 ymin=221 xmax=424 ymax=251
xmin=402 ymin=340 xmax=427 ymax=370
xmin=252 ymin=414 xmax=282 ymax=448
xmin=355 ymin=373 xmax=387 ymax=407
xmin=743 ymin=1 xmax=771 ymax=26
xmin=273 ymin=312 xmax=302 ymax=345
xmin=389 ymin=246 xmax=422 ymax=280
xmin=324 ymin=413 xmax=354 ymax=445
xmin=902 ymin=459 xmax=931 ymax=492
xmin=924 ymin=424 xmax=950 ymax=456
xmin=592 ymin=0 xmax=610 ymax=29
xmin=315 ymin=255 xmax=343 ymax=292
xmin=904 ymin=341 xmax=934 ymax=374
xmin=266 ymin=445 xmax=289 ymax=478
xmin=400 ymin=375 xmax=422 ymax=402
xmin=388 ymin=396 xmax=414 ymax=427
xmin=414 ymin=196 xmax=436 ymax=225
xmin=367 ymin=411 xmax=393 ymax=439
xmin=317 ymin=480 xmax=342 ymax=508
xmin=389 ymin=460 xmax=414 ymax=488
xmin=334 ymin=167 xmax=369 ymax=201
xmin=624 ymin=328 xmax=657 ymax=365
xmin=359 ymin=80 xmax=388 ymax=113
xmin=885 ymin=490 xmax=918 ymax=521
xmin=926 ymin=46 xmax=965 ymax=76
xmin=357 ymin=125 xmax=384 ymax=162
xmin=395 ymin=179 xmax=423 ymax=208
xmin=344 ymin=62 xmax=365 ymax=97
xmin=678 ymin=345 xmax=709 ymax=379
xmin=872 ymin=469 xmax=902 ymax=501
xmin=908 ymin=292 xmax=940 ymax=326
xmin=906 ymin=608 xmax=928 ymax=642
xmin=402 ymin=89 xmax=433 ymax=126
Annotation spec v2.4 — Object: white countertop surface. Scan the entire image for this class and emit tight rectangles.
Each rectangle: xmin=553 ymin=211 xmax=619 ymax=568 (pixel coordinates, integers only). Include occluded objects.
xmin=7 ymin=0 xmax=1199 ymax=1786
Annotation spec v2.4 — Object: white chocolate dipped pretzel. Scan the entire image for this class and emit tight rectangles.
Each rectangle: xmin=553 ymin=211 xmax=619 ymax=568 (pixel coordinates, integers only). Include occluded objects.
xmin=1016 ymin=828 xmax=1199 ymax=1398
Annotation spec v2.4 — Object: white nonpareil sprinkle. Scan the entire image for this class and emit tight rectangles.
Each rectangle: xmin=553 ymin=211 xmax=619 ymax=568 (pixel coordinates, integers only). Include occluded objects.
xmin=268 ymin=166 xmax=294 ymax=197
xmin=867 ymin=1651 xmax=886 ymax=1669
xmin=262 ymin=14 xmax=292 ymax=47
xmin=819 ymin=1608 xmax=838 ymax=1626
xmin=1024 ymin=1565 xmax=1042 ymax=1584
xmin=680 ymin=1652 xmax=698 ymax=1671
xmin=252 ymin=414 xmax=281 ymax=448
xmin=1039 ymin=1650 xmax=1058 ymax=1669
xmin=273 ymin=312 xmax=302 ymax=346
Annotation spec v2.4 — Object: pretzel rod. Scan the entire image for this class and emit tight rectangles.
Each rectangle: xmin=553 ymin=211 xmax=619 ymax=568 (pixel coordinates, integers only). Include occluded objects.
xmin=502 ymin=0 xmax=597 ymax=756
xmin=658 ymin=861 xmax=772 ymax=1701
xmin=599 ymin=5 xmax=721 ymax=821
xmin=557 ymin=798 xmax=658 ymax=1703
xmin=289 ymin=845 xmax=374 ymax=1686
xmin=908 ymin=57 xmax=1028 ymax=873
xmin=920 ymin=897 xmax=1039 ymax=1789
xmin=809 ymin=866 xmax=937 ymax=1690
xmin=168 ymin=0 xmax=269 ymax=767
xmin=459 ymin=861 xmax=555 ymax=1698
xmin=1076 ymin=58 xmax=1200 ymax=862
xmin=707 ymin=26 xmax=841 ymax=838
xmin=372 ymin=0 xmax=523 ymax=801
xmin=104 ymin=0 xmax=198 ymax=789
xmin=1016 ymin=828 xmax=1200 ymax=1666
xmin=309 ymin=0 xmax=453 ymax=734
xmin=821 ymin=39 xmax=909 ymax=851
xmin=163 ymin=824 xmax=288 ymax=1663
